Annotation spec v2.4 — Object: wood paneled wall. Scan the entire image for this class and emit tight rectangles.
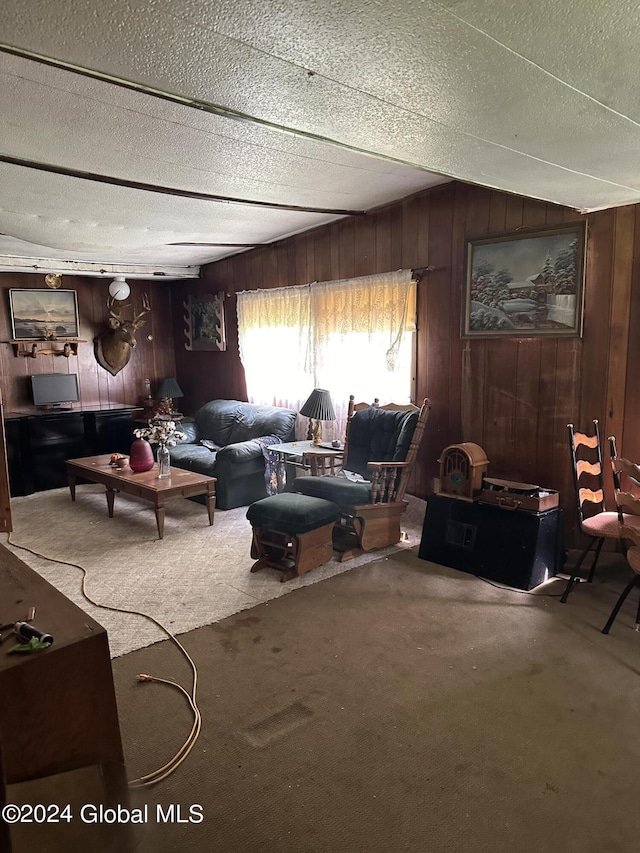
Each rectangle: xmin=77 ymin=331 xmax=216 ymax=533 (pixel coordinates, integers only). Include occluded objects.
xmin=0 ymin=272 xmax=176 ymax=412
xmin=172 ymin=182 xmax=640 ymax=546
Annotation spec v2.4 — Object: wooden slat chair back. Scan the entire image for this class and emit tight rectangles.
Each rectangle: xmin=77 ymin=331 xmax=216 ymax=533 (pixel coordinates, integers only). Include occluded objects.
xmin=570 ymin=423 xmax=606 ymax=524
xmin=561 ymin=420 xmax=623 ymax=603
xmin=609 ymin=437 xmax=640 ymax=523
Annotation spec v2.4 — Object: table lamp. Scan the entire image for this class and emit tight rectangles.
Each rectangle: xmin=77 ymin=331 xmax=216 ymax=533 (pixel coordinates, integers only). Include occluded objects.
xmin=300 ymin=389 xmax=335 ymax=446
xmin=156 ymin=377 xmax=184 ymax=418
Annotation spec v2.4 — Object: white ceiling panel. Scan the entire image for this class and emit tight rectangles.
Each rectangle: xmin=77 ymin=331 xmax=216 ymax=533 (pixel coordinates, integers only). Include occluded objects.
xmin=438 ymin=0 xmax=640 ymax=120
xmin=0 ymin=0 xmax=638 ymax=278
xmin=1 ymin=55 xmax=440 ymax=208
xmin=0 ymin=161 xmax=341 ymax=249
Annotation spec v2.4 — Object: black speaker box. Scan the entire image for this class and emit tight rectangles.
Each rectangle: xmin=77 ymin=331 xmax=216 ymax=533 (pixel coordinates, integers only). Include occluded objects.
xmin=418 ymin=495 xmax=563 ymax=590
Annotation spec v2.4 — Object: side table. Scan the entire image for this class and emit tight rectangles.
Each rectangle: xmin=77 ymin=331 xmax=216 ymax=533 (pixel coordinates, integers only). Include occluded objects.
xmin=270 ymin=440 xmax=344 ymax=491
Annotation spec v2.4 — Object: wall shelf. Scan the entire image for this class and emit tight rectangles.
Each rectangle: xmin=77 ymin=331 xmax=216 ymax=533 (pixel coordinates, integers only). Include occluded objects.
xmin=8 ymin=340 xmax=86 ymax=358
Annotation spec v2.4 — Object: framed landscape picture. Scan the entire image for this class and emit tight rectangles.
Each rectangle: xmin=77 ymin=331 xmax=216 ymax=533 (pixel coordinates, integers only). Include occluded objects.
xmin=462 ymin=222 xmax=587 ymax=338
xmin=9 ymin=289 xmax=80 ymax=340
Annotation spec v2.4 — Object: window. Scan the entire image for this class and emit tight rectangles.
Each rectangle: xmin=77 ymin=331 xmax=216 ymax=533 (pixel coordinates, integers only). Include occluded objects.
xmin=236 ymin=270 xmax=416 ymax=438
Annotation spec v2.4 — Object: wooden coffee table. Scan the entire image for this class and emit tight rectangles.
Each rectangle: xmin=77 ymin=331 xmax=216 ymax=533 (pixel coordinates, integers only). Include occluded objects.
xmin=66 ymin=455 xmax=216 ymax=539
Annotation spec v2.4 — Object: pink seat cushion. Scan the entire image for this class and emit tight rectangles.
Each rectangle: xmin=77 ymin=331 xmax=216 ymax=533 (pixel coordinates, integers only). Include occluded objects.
xmin=582 ymin=511 xmax=640 ymax=538
xmin=624 ymin=514 xmax=640 ymax=532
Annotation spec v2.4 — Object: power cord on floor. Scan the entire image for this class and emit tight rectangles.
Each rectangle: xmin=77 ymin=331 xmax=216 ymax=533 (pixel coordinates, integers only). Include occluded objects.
xmin=5 ymin=533 xmax=201 ymax=787
xmin=472 ymin=573 xmax=564 ymax=597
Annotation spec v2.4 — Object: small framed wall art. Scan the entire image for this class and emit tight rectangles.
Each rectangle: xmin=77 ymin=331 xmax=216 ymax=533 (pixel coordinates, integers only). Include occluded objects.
xmin=183 ymin=292 xmax=227 ymax=351
xmin=462 ymin=222 xmax=587 ymax=338
xmin=9 ymin=289 xmax=80 ymax=340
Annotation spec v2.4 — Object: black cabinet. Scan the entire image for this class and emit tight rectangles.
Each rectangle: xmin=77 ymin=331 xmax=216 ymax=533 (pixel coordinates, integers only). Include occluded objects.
xmin=4 ymin=418 xmax=30 ymax=497
xmin=4 ymin=405 xmax=140 ymax=496
xmin=28 ymin=413 xmax=87 ymax=493
xmin=85 ymin=411 xmax=138 ymax=456
xmin=418 ymin=494 xmax=564 ymax=590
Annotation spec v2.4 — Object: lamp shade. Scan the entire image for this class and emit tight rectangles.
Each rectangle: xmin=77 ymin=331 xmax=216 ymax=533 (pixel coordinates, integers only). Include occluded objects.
xmin=300 ymin=388 xmax=335 ymax=421
xmin=157 ymin=377 xmax=184 ymax=399
xmin=108 ymin=276 xmax=130 ymax=300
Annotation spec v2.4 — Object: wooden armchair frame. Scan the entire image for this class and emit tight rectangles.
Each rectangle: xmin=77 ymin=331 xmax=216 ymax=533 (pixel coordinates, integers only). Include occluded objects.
xmin=333 ymin=396 xmax=431 ymax=559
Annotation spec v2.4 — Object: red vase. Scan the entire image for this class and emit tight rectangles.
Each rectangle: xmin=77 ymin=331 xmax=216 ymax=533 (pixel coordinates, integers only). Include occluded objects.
xmin=129 ymin=438 xmax=154 ymax=472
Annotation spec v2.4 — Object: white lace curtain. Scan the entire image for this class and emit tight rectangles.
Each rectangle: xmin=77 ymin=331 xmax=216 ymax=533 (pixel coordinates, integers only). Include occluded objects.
xmin=236 ymin=270 xmax=416 ymax=440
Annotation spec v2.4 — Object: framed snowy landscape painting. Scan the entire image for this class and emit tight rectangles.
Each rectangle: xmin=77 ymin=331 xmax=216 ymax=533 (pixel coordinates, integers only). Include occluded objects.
xmin=462 ymin=223 xmax=587 ymax=338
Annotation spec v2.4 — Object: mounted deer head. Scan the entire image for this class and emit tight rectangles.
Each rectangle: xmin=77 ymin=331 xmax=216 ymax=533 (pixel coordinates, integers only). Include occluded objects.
xmin=94 ymin=293 xmax=151 ymax=376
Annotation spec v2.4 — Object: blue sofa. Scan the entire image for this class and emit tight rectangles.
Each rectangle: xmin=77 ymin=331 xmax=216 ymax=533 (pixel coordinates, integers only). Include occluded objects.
xmin=169 ymin=400 xmax=296 ymax=509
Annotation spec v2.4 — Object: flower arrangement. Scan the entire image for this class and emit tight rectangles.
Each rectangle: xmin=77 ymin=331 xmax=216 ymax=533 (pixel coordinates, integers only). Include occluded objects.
xmin=134 ymin=419 xmax=186 ymax=447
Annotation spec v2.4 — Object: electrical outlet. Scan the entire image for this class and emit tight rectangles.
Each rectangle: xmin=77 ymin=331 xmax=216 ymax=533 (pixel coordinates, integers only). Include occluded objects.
xmin=433 ymin=477 xmax=441 ymax=494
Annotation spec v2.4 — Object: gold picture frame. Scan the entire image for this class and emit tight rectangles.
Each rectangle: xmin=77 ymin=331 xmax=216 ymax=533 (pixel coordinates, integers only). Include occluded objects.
xmin=462 ymin=222 xmax=587 ymax=338
xmin=9 ymin=289 xmax=80 ymax=341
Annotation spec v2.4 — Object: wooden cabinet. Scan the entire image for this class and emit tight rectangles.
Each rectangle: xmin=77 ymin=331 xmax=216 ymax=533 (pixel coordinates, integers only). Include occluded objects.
xmin=0 ymin=548 xmax=126 ymax=852
xmin=4 ymin=405 xmax=140 ymax=496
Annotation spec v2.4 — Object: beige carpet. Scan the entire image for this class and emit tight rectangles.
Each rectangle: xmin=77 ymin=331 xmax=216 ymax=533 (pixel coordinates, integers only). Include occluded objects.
xmin=2 ymin=484 xmax=426 ymax=657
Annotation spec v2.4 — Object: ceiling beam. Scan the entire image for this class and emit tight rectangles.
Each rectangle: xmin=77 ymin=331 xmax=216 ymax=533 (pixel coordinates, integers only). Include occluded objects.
xmin=0 ymin=256 xmax=200 ymax=279
xmin=0 ymin=154 xmax=365 ymax=216
xmin=0 ymin=42 xmax=435 ymax=178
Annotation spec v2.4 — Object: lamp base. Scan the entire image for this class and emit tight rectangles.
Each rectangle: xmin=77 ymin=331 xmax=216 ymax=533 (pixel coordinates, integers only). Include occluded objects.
xmin=311 ymin=420 xmax=323 ymax=446
xmin=154 ymin=397 xmax=182 ymax=419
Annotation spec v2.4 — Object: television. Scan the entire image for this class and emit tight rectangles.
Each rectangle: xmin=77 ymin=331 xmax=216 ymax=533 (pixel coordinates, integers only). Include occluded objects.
xmin=31 ymin=373 xmax=80 ymax=409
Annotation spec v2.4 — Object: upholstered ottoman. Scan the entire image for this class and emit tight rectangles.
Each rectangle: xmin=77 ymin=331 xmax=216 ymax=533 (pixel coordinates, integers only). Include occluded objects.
xmin=246 ymin=493 xmax=341 ymax=582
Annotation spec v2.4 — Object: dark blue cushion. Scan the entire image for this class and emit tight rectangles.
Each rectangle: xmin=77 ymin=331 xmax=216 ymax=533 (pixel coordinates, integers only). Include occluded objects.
xmin=247 ymin=493 xmax=340 ymax=534
xmin=194 ymin=400 xmax=296 ymax=447
xmin=295 ymin=475 xmax=372 ymax=506
xmin=196 ymin=400 xmax=240 ymax=446
xmin=229 ymin=405 xmax=296 ymax=443
xmin=393 ymin=410 xmax=419 ymax=462
xmin=346 ymin=408 xmax=418 ymax=476
xmin=169 ymin=444 xmax=218 ymax=476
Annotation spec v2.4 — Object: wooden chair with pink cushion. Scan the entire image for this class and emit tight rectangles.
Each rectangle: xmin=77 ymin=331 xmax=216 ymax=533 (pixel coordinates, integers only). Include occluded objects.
xmin=607 ymin=436 xmax=640 ymax=546
xmin=601 ymin=512 xmax=640 ymax=634
xmin=608 ymin=436 xmax=640 ymax=509
xmin=601 ymin=440 xmax=640 ymax=633
xmin=561 ymin=420 xmax=623 ymax=603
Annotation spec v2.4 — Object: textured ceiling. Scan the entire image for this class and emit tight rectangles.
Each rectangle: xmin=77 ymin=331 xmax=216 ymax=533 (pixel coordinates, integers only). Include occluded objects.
xmin=0 ymin=0 xmax=638 ymax=279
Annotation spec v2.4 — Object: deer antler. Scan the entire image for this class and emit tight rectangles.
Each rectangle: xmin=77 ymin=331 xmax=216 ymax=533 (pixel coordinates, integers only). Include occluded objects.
xmin=105 ymin=295 xmax=124 ymax=329
xmin=132 ymin=293 xmax=151 ymax=327
xmin=106 ymin=292 xmax=127 ymax=313
xmin=107 ymin=293 xmax=132 ymax=307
